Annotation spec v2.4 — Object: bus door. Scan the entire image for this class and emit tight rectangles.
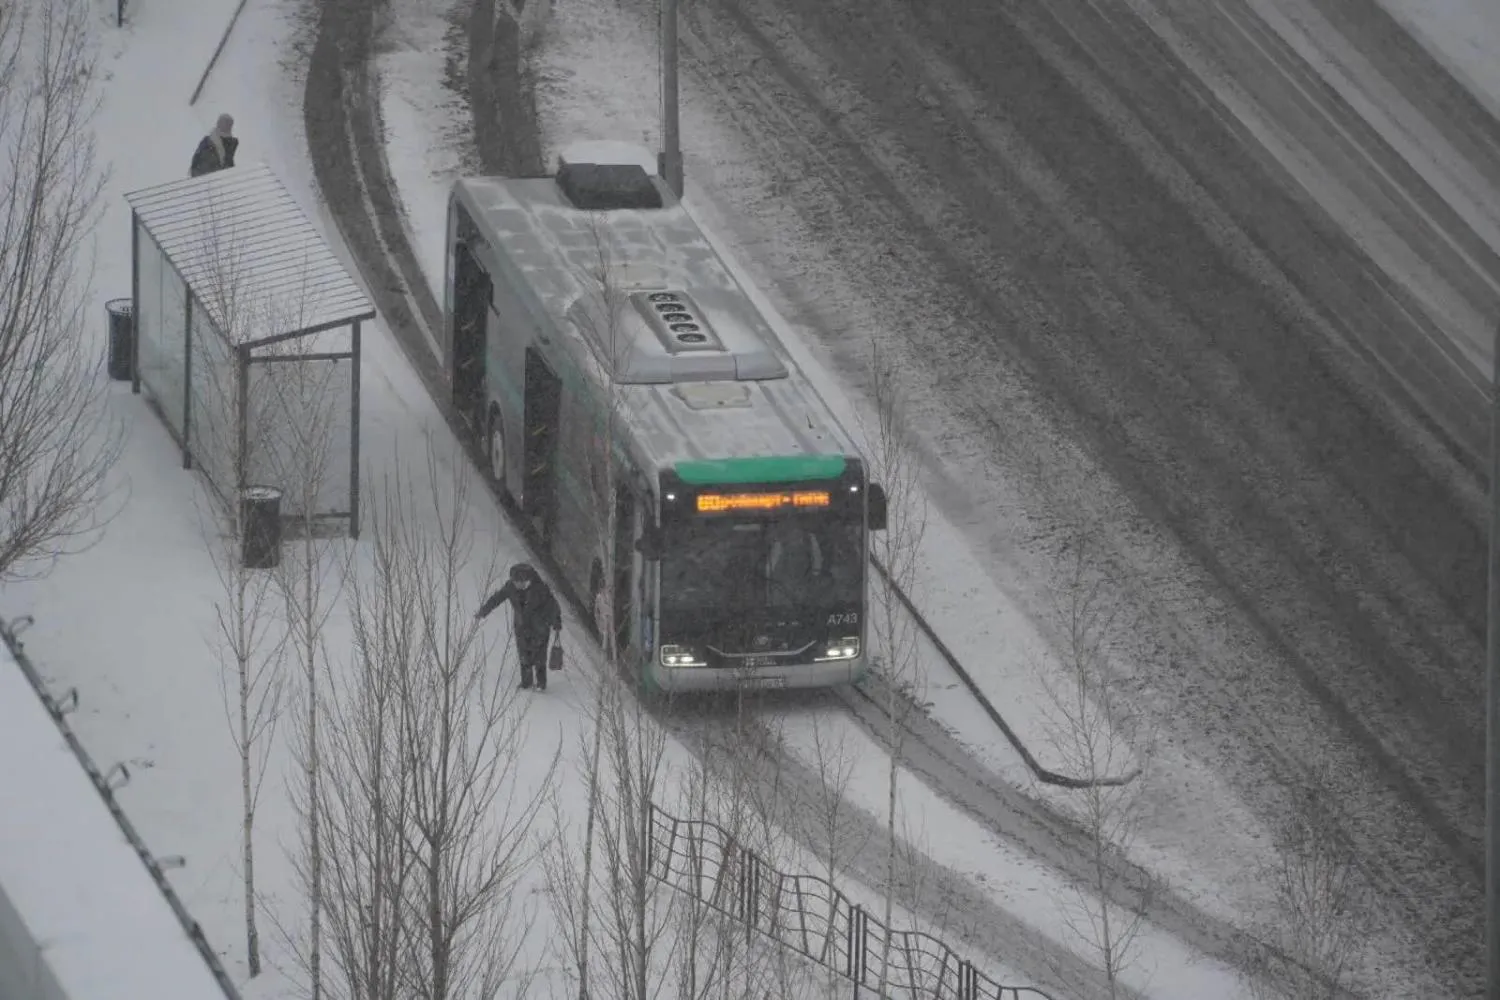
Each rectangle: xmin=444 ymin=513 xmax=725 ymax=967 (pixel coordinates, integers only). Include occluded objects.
xmin=451 ymin=243 xmax=490 ymax=436
xmin=523 ymin=348 xmax=562 ymax=543
xmin=611 ymin=485 xmax=638 ymax=658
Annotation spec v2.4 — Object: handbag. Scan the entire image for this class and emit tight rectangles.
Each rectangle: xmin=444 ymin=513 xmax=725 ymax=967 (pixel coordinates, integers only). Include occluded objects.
xmin=548 ymin=642 xmax=564 ymax=671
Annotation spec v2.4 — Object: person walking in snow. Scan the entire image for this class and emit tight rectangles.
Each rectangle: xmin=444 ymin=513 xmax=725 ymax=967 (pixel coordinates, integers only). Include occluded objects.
xmin=190 ymin=113 xmax=239 ymax=177
xmin=475 ymin=562 xmax=562 ymax=691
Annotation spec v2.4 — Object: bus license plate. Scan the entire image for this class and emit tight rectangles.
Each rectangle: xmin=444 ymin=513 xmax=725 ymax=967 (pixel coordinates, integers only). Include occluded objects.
xmin=742 ymin=656 xmax=776 ymax=668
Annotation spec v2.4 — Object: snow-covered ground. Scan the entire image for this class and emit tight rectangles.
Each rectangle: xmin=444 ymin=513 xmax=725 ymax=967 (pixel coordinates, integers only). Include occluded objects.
xmin=10 ymin=0 xmax=1500 ymax=994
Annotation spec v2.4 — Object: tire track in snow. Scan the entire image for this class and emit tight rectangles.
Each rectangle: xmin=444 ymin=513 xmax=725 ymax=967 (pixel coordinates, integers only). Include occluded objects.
xmin=1138 ymin=0 xmax=1500 ymax=428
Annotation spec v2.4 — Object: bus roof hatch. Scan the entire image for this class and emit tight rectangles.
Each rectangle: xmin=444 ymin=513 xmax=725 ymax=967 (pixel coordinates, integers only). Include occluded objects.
xmin=571 ymin=286 xmax=789 ymax=385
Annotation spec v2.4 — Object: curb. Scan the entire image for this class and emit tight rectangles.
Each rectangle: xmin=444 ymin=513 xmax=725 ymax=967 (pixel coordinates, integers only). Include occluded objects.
xmin=868 ymin=557 xmax=1137 ymax=789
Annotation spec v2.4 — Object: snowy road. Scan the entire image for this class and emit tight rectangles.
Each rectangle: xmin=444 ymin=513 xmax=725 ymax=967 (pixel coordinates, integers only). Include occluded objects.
xmin=655 ymin=0 xmax=1487 ymax=994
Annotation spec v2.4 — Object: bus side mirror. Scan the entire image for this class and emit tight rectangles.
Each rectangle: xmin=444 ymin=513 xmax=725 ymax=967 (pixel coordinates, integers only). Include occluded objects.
xmin=635 ymin=525 xmax=663 ymax=560
xmin=867 ymin=483 xmax=889 ymax=532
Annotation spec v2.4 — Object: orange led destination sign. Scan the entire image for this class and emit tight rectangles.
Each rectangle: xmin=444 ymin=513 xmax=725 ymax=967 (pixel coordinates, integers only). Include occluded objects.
xmin=696 ymin=490 xmax=831 ymax=513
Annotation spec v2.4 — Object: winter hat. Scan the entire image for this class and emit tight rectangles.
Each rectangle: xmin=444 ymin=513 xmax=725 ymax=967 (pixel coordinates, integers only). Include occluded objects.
xmin=510 ymin=562 xmax=535 ymax=584
xmin=215 ymin=113 xmax=234 ymax=135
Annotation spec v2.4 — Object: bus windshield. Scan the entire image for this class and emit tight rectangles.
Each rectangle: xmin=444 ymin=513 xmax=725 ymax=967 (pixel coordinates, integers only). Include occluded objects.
xmin=660 ymin=516 xmax=863 ymax=618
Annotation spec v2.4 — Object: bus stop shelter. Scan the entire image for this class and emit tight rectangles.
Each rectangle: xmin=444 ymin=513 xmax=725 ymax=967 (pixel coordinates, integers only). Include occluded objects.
xmin=125 ymin=162 xmax=375 ymax=538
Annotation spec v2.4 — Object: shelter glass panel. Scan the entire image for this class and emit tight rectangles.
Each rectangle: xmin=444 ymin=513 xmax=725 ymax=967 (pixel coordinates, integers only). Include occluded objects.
xmin=134 ymin=228 xmax=188 ymax=438
xmin=188 ymin=300 xmax=238 ymax=505
xmin=244 ymin=351 xmax=354 ymax=522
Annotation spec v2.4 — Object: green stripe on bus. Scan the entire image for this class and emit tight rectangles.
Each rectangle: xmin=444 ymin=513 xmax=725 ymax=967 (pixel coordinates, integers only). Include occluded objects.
xmin=673 ymin=454 xmax=846 ymax=484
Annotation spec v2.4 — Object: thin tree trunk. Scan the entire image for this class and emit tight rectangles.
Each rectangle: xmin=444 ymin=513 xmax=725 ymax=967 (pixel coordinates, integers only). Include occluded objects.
xmin=578 ymin=703 xmax=604 ymax=1000
xmin=882 ymin=682 xmax=899 ymax=986
xmin=429 ymin=841 xmax=445 ymax=1000
xmin=233 ymin=566 xmax=263 ymax=978
xmin=632 ymin=783 xmax=649 ymax=1000
xmin=305 ymin=543 xmax=323 ymax=1000
xmin=240 ymin=652 xmax=261 ymax=976
xmin=308 ymin=679 xmax=321 ymax=1000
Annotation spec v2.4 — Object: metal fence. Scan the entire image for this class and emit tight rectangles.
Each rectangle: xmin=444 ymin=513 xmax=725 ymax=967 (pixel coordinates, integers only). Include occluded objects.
xmin=647 ymin=803 xmax=1057 ymax=1000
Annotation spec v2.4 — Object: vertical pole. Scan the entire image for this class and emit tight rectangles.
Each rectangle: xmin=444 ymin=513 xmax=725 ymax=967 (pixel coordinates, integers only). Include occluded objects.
xmin=130 ymin=212 xmax=141 ymax=395
xmin=182 ymin=291 xmax=194 ymax=470
xmin=1489 ymin=318 xmax=1500 ymax=1000
xmin=659 ymin=0 xmax=684 ymax=197
xmin=237 ymin=346 xmax=250 ymax=494
xmin=349 ymin=322 xmax=362 ymax=540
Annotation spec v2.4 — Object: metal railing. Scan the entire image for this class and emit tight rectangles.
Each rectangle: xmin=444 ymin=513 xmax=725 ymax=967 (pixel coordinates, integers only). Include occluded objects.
xmin=647 ymin=803 xmax=1056 ymax=1000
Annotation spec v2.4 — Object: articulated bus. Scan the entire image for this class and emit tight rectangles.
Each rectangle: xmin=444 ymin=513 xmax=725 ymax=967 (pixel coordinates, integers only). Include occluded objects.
xmin=442 ymin=144 xmax=887 ymax=692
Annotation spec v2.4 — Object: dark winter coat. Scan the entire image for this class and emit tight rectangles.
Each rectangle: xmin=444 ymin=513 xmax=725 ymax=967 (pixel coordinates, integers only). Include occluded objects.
xmin=190 ymin=133 xmax=239 ymax=177
xmin=477 ymin=569 xmax=561 ymax=651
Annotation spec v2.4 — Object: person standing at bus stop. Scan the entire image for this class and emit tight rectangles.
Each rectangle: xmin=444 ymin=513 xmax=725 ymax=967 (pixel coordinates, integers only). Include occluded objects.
xmin=190 ymin=113 xmax=239 ymax=177
xmin=475 ymin=562 xmax=562 ymax=690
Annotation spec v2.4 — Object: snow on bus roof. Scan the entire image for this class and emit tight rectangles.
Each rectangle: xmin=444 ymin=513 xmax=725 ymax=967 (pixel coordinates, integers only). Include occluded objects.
xmin=125 ymin=162 xmax=375 ymax=347
xmin=452 ymin=171 xmax=862 ymax=469
xmin=0 ymin=638 xmax=234 ymax=1000
xmin=455 ymin=172 xmax=744 ymax=324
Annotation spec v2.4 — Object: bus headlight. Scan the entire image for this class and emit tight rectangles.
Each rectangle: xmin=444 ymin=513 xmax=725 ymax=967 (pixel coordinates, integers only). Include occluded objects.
xmin=815 ymin=637 xmax=861 ymax=662
xmin=660 ymin=644 xmax=707 ymax=668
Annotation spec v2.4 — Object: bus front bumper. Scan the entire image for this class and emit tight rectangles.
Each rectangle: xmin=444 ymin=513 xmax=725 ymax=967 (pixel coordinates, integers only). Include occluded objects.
xmin=651 ymin=656 xmax=866 ymax=693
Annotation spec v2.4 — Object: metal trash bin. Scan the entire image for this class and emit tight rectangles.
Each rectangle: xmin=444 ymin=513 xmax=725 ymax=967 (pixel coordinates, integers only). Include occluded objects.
xmin=105 ymin=298 xmax=134 ymax=382
xmin=240 ymin=486 xmax=283 ymax=569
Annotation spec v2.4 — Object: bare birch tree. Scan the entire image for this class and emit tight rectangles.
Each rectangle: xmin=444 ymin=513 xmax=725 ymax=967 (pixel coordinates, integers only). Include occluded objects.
xmin=544 ymin=708 xmax=608 ymax=1000
xmin=546 ymin=663 xmax=673 ymax=1000
xmin=790 ymin=716 xmax=866 ymax=995
xmin=547 ymin=213 xmax=802 ymax=1000
xmin=697 ymin=703 xmax=812 ymax=1000
xmin=670 ymin=700 xmax=771 ymax=1000
xmin=598 ymin=672 xmax=676 ymax=997
xmin=205 ymin=521 xmax=287 ymax=978
xmin=261 ymin=324 xmax=356 ymax=1000
xmin=314 ymin=468 xmax=419 ymax=1000
xmin=188 ymin=186 xmax=300 ymax=982
xmin=311 ymin=440 xmax=554 ymax=1000
xmin=397 ymin=442 xmax=555 ymax=1000
xmin=544 ymin=213 xmax=684 ymax=1000
xmin=0 ymin=0 xmax=121 ymax=582
xmin=1037 ymin=538 xmax=1155 ymax=999
xmin=1240 ymin=763 xmax=1372 ymax=1000
xmin=539 ymin=213 xmax=633 ymax=1000
xmin=540 ymin=218 xmax=617 ymax=1000
xmin=859 ymin=341 xmax=929 ymax=988
xmin=182 ymin=205 xmax=357 ymax=996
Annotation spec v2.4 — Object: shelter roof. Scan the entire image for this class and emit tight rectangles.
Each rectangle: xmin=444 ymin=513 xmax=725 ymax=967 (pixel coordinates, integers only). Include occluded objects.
xmin=125 ymin=162 xmax=374 ymax=346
